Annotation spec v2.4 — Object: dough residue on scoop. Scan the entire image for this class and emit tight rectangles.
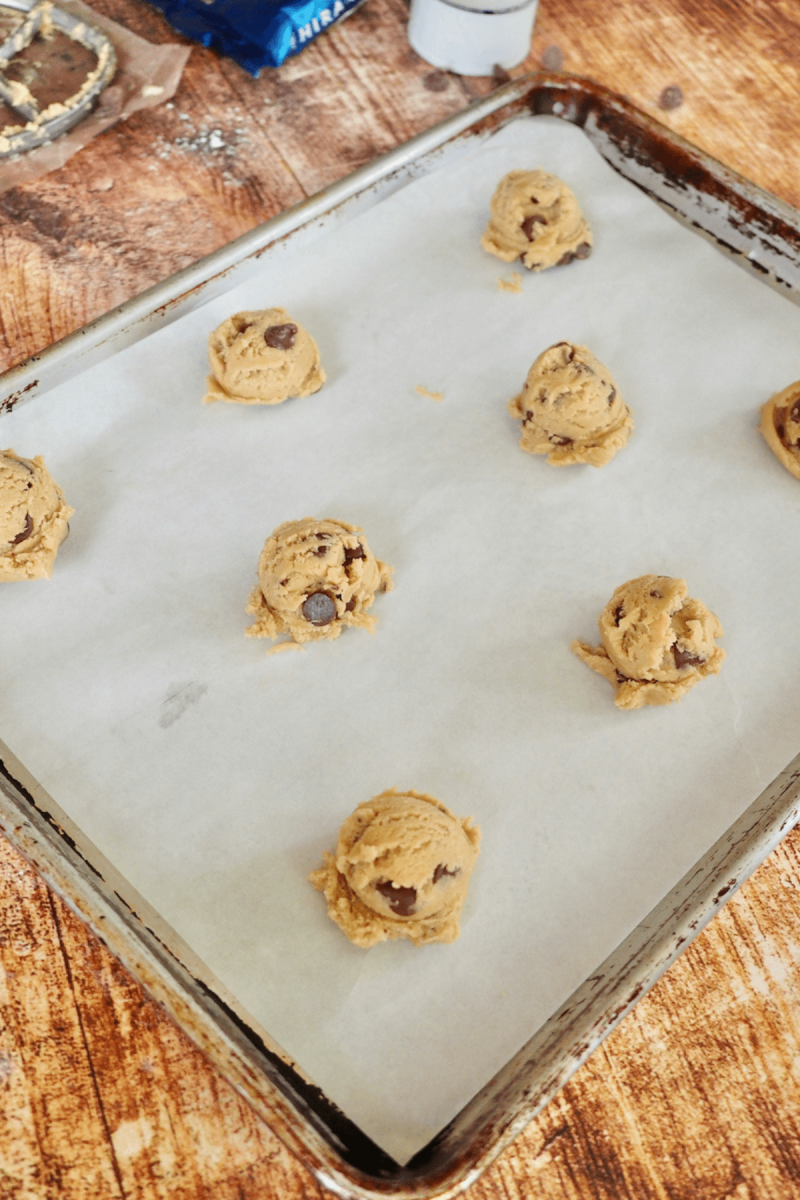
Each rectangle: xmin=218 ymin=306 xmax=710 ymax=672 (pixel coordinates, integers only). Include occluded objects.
xmin=309 ymin=788 xmax=481 ymax=948
xmin=760 ymin=380 xmax=800 ymax=481
xmin=572 ymin=574 xmax=724 ymax=709
xmin=0 ymin=449 xmax=73 ymax=581
xmin=204 ymin=307 xmax=325 ymax=405
xmin=481 ymin=169 xmax=592 ymax=272
xmin=246 ymin=517 xmax=393 ymax=645
xmin=508 ymin=341 xmax=633 ymax=466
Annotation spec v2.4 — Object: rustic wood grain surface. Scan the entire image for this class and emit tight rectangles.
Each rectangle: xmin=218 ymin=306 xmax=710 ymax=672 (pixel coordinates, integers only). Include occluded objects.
xmin=3 ymin=0 xmax=800 ymax=1196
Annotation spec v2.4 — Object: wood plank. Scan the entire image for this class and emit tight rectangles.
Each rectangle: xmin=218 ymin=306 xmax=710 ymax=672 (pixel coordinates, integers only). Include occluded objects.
xmin=0 ymin=838 xmax=122 ymax=1198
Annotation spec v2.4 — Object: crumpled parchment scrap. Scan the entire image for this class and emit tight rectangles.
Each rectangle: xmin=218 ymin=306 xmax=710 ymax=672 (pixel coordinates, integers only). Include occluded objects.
xmin=0 ymin=0 xmax=190 ymax=192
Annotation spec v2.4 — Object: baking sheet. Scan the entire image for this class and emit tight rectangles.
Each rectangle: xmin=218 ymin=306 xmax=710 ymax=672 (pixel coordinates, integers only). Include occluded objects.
xmin=2 ymin=114 xmax=800 ymax=1165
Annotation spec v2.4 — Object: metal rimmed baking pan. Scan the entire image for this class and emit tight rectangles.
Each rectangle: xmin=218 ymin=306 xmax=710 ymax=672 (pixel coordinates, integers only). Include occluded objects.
xmin=2 ymin=74 xmax=800 ymax=1199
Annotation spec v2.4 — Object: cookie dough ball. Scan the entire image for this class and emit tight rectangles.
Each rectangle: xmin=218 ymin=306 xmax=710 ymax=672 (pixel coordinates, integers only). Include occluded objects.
xmin=760 ymin=380 xmax=800 ymax=481
xmin=0 ymin=449 xmax=73 ymax=582
xmin=204 ymin=307 xmax=325 ymax=405
xmin=572 ymin=575 xmax=724 ymax=710
xmin=309 ymin=789 xmax=481 ymax=948
xmin=246 ymin=517 xmax=393 ymax=645
xmin=481 ymin=169 xmax=592 ymax=272
xmin=508 ymin=341 xmax=633 ymax=466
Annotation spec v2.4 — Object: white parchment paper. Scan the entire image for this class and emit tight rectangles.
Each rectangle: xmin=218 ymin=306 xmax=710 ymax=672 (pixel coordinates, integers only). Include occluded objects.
xmin=3 ymin=117 xmax=800 ymax=1164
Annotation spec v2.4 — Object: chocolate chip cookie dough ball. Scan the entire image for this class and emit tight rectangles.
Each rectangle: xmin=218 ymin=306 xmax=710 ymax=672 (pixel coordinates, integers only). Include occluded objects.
xmin=572 ymin=575 xmax=724 ymax=710
xmin=508 ymin=341 xmax=633 ymax=466
xmin=245 ymin=517 xmax=393 ymax=646
xmin=309 ymin=789 xmax=481 ymax=948
xmin=204 ymin=307 xmax=325 ymax=405
xmin=0 ymin=449 xmax=73 ymax=582
xmin=760 ymin=380 xmax=800 ymax=481
xmin=481 ymin=169 xmax=592 ymax=271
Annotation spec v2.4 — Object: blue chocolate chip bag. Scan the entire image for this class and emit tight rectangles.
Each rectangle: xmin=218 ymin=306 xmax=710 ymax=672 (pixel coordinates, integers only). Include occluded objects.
xmin=145 ymin=0 xmax=365 ymax=74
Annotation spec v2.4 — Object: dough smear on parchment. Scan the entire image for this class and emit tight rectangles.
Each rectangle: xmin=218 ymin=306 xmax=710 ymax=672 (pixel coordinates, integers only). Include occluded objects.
xmin=572 ymin=575 xmax=724 ymax=710
xmin=760 ymin=380 xmax=800 ymax=481
xmin=204 ymin=307 xmax=325 ymax=405
xmin=246 ymin=517 xmax=393 ymax=646
xmin=309 ymin=789 xmax=481 ymax=948
xmin=0 ymin=449 xmax=73 ymax=581
xmin=481 ymin=169 xmax=592 ymax=271
xmin=508 ymin=341 xmax=633 ymax=466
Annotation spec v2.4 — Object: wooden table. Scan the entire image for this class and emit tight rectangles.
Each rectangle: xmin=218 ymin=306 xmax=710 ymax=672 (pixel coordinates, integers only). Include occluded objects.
xmin=4 ymin=1 xmax=800 ymax=1196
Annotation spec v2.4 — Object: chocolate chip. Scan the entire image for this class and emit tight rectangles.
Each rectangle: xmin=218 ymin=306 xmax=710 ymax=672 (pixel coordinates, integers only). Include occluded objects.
xmin=777 ymin=423 xmax=786 ymax=442
xmin=615 ymin=670 xmax=628 ymax=684
xmin=791 ymin=399 xmax=800 ymax=423
xmin=650 ymin=589 xmax=662 ymax=598
xmin=10 ymin=512 xmax=33 ymax=545
xmin=557 ymin=251 xmax=575 ymax=266
xmin=541 ymin=44 xmax=564 ymax=71
xmin=301 ymin=591 xmax=337 ymax=626
xmin=673 ymin=646 xmax=706 ymax=669
xmin=659 ymin=85 xmax=684 ymax=111
xmin=263 ymin=323 xmax=298 ymax=350
xmin=343 ymin=544 xmax=366 ymax=564
xmin=433 ymin=864 xmax=460 ymax=884
xmin=345 ymin=596 xmax=357 ymax=611
xmin=313 ymin=545 xmax=327 ymax=557
xmin=549 ymin=434 xmax=573 ymax=445
xmin=608 ymin=387 xmax=617 ymax=406
xmin=613 ymin=605 xmax=624 ymax=626
xmin=574 ymin=242 xmax=592 ymax=259
xmin=375 ymin=880 xmax=417 ymax=916
xmin=521 ymin=214 xmax=547 ymax=240
xmin=423 ymin=69 xmax=449 ymax=93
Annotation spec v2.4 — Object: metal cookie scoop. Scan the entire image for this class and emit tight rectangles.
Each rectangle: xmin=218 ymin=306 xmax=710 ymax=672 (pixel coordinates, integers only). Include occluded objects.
xmin=0 ymin=0 xmax=115 ymax=156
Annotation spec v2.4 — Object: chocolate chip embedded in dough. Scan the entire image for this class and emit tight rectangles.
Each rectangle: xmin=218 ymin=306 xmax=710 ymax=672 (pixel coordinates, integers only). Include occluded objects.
xmin=343 ymin=544 xmax=366 ymax=564
xmin=301 ymin=591 xmax=337 ymax=626
xmin=557 ymin=251 xmax=576 ymax=266
xmin=345 ymin=596 xmax=357 ymax=611
xmin=791 ymin=398 xmax=800 ymax=423
xmin=263 ymin=322 xmax=298 ymax=350
xmin=521 ymin=214 xmax=547 ymax=240
xmin=10 ymin=512 xmax=33 ymax=545
xmin=673 ymin=646 xmax=706 ymax=669
xmin=433 ymin=864 xmax=460 ymax=883
xmin=574 ymin=242 xmax=592 ymax=260
xmin=549 ymin=434 xmax=573 ymax=445
xmin=608 ymin=387 xmax=617 ymax=406
xmin=374 ymin=879 xmax=417 ymax=916
xmin=613 ymin=605 xmax=624 ymax=626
